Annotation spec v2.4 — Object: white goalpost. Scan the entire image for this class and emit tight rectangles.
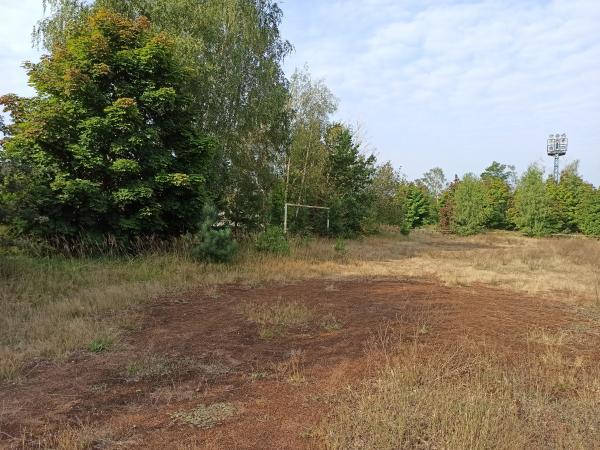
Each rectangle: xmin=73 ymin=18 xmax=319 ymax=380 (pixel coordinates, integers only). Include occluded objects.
xmin=283 ymin=203 xmax=330 ymax=234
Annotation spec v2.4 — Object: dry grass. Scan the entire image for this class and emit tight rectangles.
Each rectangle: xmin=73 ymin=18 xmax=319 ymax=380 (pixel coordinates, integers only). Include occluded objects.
xmin=321 ymin=333 xmax=600 ymax=450
xmin=169 ymin=402 xmax=237 ymax=429
xmin=276 ymin=349 xmax=307 ymax=384
xmin=239 ymin=299 xmax=314 ymax=338
xmin=2 ymin=229 xmax=599 ymax=380
xmin=16 ymin=423 xmax=138 ymax=449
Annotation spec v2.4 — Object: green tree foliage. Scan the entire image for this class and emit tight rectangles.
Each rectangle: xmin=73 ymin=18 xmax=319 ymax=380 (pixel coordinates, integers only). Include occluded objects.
xmin=0 ymin=9 xmax=213 ymax=240
xmin=191 ymin=205 xmax=237 ymax=263
xmin=417 ymin=167 xmax=445 ymax=224
xmin=483 ymin=178 xmax=511 ymax=229
xmin=403 ymin=184 xmax=430 ymax=230
xmin=546 ymin=162 xmax=593 ymax=233
xmin=371 ymin=162 xmax=405 ymax=226
xmin=419 ymin=167 xmax=447 ymax=200
xmin=479 ymin=162 xmax=513 ymax=229
xmin=481 ymin=161 xmax=516 ymax=185
xmin=438 ymin=175 xmax=459 ymax=232
xmin=36 ymin=0 xmax=292 ymax=231
xmin=577 ymin=188 xmax=600 ymax=236
xmin=511 ymin=166 xmax=559 ymax=236
xmin=284 ymin=67 xmax=338 ymax=210
xmin=325 ymin=124 xmax=376 ymax=236
xmin=451 ymin=174 xmax=489 ymax=236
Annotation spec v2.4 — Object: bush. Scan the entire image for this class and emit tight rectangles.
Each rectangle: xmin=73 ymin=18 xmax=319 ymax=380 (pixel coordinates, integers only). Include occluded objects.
xmin=334 ymin=238 xmax=348 ymax=256
xmin=191 ymin=206 xmax=237 ymax=263
xmin=255 ymin=226 xmax=290 ymax=255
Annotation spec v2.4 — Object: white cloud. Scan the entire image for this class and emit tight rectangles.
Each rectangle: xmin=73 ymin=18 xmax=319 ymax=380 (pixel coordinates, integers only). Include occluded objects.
xmin=282 ymin=0 xmax=600 ymax=184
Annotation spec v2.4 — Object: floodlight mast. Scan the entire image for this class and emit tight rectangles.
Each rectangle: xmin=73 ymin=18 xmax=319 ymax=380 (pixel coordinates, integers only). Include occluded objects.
xmin=547 ymin=133 xmax=568 ymax=182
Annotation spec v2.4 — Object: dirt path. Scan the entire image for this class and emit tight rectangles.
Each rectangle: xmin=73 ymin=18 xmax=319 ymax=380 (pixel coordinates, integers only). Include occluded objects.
xmin=1 ymin=278 xmax=596 ymax=449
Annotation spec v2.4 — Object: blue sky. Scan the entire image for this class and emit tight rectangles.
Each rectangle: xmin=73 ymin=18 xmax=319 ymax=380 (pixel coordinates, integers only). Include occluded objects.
xmin=2 ymin=0 xmax=599 ymax=184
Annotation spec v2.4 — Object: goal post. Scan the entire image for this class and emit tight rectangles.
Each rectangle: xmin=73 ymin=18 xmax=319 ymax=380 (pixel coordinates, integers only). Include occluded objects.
xmin=284 ymin=203 xmax=330 ymax=234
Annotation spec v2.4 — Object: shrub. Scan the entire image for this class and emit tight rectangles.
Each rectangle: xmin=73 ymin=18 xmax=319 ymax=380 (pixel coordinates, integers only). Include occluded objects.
xmin=191 ymin=206 xmax=237 ymax=263
xmin=334 ymin=238 xmax=348 ymax=255
xmin=255 ymin=226 xmax=290 ymax=255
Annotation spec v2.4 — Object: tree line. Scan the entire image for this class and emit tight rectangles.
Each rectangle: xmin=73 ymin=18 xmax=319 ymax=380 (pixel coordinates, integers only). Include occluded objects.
xmin=0 ymin=2 xmax=598 ymax=259
xmin=371 ymin=160 xmax=600 ymax=237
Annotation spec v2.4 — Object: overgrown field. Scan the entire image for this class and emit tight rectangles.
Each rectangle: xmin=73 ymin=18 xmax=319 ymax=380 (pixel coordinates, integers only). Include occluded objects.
xmin=2 ymin=230 xmax=600 ymax=449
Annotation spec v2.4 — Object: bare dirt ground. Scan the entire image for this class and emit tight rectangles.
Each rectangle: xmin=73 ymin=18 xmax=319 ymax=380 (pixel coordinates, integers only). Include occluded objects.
xmin=2 ymin=276 xmax=597 ymax=449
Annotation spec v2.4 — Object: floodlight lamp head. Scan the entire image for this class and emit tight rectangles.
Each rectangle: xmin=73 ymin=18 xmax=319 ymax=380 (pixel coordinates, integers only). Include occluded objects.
xmin=547 ymin=132 xmax=568 ymax=156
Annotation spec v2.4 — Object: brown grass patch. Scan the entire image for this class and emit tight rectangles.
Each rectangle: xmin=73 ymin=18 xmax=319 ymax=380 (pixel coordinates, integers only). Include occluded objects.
xmin=321 ymin=337 xmax=600 ymax=450
xmin=239 ymin=300 xmax=313 ymax=338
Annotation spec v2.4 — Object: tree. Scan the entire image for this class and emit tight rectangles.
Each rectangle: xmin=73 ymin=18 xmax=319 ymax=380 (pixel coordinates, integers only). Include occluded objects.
xmin=286 ymin=67 xmax=338 ymax=206
xmin=546 ymin=161 xmax=592 ymax=233
xmin=439 ymin=175 xmax=459 ymax=232
xmin=0 ymin=9 xmax=214 ymax=240
xmin=483 ymin=178 xmax=511 ymax=229
xmin=481 ymin=161 xmax=516 ymax=185
xmin=451 ymin=174 xmax=488 ymax=235
xmin=36 ymin=0 xmax=293 ymax=231
xmin=325 ymin=124 xmax=376 ymax=236
xmin=403 ymin=184 xmax=430 ymax=230
xmin=419 ymin=167 xmax=447 ymax=199
xmin=371 ymin=162 xmax=405 ymax=226
xmin=577 ymin=188 xmax=600 ymax=236
xmin=510 ymin=165 xmax=559 ymax=236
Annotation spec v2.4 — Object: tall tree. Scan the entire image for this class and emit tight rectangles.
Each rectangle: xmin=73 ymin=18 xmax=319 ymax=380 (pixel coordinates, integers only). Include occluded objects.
xmin=451 ymin=174 xmax=489 ymax=235
xmin=371 ymin=162 xmax=405 ymax=226
xmin=325 ymin=124 xmax=376 ymax=236
xmin=285 ymin=67 xmax=338 ymax=207
xmin=1 ymin=9 xmax=213 ymax=240
xmin=546 ymin=161 xmax=592 ymax=233
xmin=439 ymin=175 xmax=460 ymax=232
xmin=419 ymin=167 xmax=447 ymax=200
xmin=481 ymin=161 xmax=517 ymax=185
xmin=403 ymin=184 xmax=430 ymax=230
xmin=510 ymin=165 xmax=559 ymax=236
xmin=36 ymin=0 xmax=293 ymax=230
xmin=577 ymin=187 xmax=600 ymax=236
xmin=483 ymin=177 xmax=511 ymax=229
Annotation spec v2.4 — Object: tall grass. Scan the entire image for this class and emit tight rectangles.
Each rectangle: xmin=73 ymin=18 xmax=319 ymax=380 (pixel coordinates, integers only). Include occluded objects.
xmin=322 ymin=335 xmax=600 ymax=449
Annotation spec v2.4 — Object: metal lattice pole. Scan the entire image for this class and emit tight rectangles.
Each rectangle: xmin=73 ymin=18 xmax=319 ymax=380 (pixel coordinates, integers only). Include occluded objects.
xmin=554 ymin=155 xmax=560 ymax=183
xmin=547 ymin=133 xmax=568 ymax=183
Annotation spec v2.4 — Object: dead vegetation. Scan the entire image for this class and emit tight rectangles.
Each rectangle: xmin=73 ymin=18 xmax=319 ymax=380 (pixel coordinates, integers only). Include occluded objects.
xmin=1 ymin=272 xmax=600 ymax=449
xmin=2 ymin=230 xmax=599 ymax=381
xmin=239 ymin=300 xmax=314 ymax=339
xmin=321 ymin=332 xmax=600 ymax=450
xmin=170 ymin=403 xmax=237 ymax=429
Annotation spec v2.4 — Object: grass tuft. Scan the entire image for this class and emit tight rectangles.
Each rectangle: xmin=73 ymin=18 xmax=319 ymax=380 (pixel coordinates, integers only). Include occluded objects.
xmin=170 ymin=402 xmax=237 ymax=428
xmin=87 ymin=336 xmax=113 ymax=353
xmin=239 ymin=300 xmax=313 ymax=338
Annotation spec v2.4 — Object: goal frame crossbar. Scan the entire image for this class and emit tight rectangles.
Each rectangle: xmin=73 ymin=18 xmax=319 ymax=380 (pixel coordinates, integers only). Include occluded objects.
xmin=283 ymin=203 xmax=330 ymax=234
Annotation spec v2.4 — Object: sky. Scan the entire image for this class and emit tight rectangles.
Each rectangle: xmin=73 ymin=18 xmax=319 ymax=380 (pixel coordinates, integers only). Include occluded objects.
xmin=1 ymin=0 xmax=599 ymax=184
